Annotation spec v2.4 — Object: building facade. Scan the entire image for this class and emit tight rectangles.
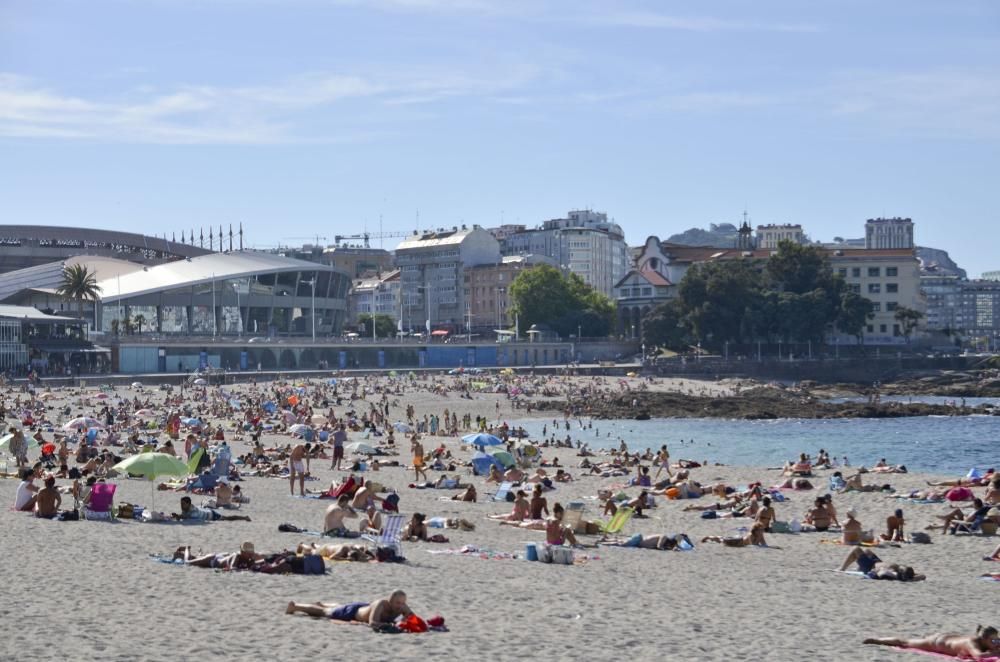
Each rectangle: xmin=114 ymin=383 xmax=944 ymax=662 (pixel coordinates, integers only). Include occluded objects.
xmin=829 ymin=249 xmax=924 ymax=343
xmin=348 ymin=270 xmax=400 ymax=326
xmin=756 ymin=224 xmax=805 ymax=249
xmin=463 ymin=255 xmax=554 ymax=334
xmin=395 ymin=226 xmax=500 ymax=331
xmin=865 ymin=217 xmax=914 ymax=249
xmin=496 ymin=210 xmax=628 ymax=297
xmin=614 ymin=268 xmax=674 ymax=338
xmin=981 ymin=271 xmax=1000 ymax=282
xmin=921 ymin=275 xmax=962 ymax=331
xmin=955 ymin=280 xmax=1000 ymax=337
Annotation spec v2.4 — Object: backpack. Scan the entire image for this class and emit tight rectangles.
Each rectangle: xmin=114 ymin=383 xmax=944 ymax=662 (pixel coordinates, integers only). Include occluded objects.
xmin=117 ymin=503 xmax=135 ymax=519
xmin=908 ymin=531 xmax=932 ymax=544
xmin=376 ymin=546 xmax=402 ymax=563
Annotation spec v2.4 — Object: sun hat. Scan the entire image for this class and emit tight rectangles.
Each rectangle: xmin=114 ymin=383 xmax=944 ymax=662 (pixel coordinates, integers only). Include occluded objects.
xmin=240 ymin=542 xmax=255 ymax=554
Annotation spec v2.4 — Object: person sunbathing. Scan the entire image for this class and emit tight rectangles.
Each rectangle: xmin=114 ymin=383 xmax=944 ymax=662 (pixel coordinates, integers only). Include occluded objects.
xmin=451 ymin=485 xmax=476 ymax=502
xmin=984 ymin=542 xmax=1000 ymax=561
xmin=776 ymin=477 xmax=813 ymax=490
xmin=173 ymin=542 xmax=262 ymax=570
xmin=285 ymin=590 xmax=413 ymax=628
xmin=755 ymin=496 xmax=776 ymax=532
xmin=926 ymin=472 xmax=995 ymax=488
xmin=839 ymin=547 xmax=925 ymax=581
xmin=490 ymin=491 xmax=530 ymax=522
xmin=545 ymin=503 xmax=581 ymax=547
xmin=34 ymin=475 xmax=62 ymax=518
xmin=864 ymin=626 xmax=998 ymax=659
xmin=841 ymin=509 xmax=862 ymax=545
xmin=298 ymin=542 xmax=373 ymax=562
xmin=402 ymin=513 xmax=428 ymax=541
xmin=701 ymin=522 xmax=770 ymax=547
xmin=931 ymin=498 xmax=990 ymax=534
xmin=529 ymin=484 xmax=549 ymax=519
xmin=173 ymin=496 xmax=251 ymax=522
xmin=323 ymin=495 xmax=360 ymax=536
xmin=485 ymin=465 xmax=503 ymax=483
xmin=803 ymin=498 xmax=833 ymax=532
xmin=881 ymin=509 xmax=905 ymax=542
xmin=616 ymin=533 xmax=693 ymax=550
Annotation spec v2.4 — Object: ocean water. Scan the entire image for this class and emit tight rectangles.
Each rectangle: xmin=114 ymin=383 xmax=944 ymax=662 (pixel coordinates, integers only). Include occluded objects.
xmin=506 ymin=415 xmax=1000 ymax=476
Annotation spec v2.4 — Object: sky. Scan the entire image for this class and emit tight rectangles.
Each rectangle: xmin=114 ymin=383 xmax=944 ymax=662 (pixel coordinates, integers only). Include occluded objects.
xmin=1 ymin=0 xmax=998 ymax=276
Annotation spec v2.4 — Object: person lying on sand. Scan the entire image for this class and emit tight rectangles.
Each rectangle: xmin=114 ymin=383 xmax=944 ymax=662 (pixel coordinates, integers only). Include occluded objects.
xmin=451 ymin=485 xmax=477 ymax=502
xmin=606 ymin=533 xmax=693 ymax=550
xmin=172 ymin=542 xmax=262 ymax=570
xmin=489 ymin=491 xmax=530 ymax=522
xmin=926 ymin=472 xmax=995 ymax=488
xmin=863 ymin=625 xmax=999 ymax=659
xmin=839 ymin=547 xmax=925 ymax=581
xmin=701 ymin=522 xmax=772 ymax=548
xmin=286 ymin=590 xmax=413 ymax=628
xmin=298 ymin=542 xmax=374 ymax=562
xmin=172 ymin=496 xmax=251 ymax=522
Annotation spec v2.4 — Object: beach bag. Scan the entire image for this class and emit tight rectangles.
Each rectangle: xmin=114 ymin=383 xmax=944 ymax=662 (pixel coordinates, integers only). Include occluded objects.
xmin=946 ymin=487 xmax=973 ymax=502
xmin=57 ymin=509 xmax=79 ymax=521
xmin=908 ymin=532 xmax=932 ymax=544
xmin=382 ymin=493 xmax=400 ymax=512
xmin=771 ymin=521 xmax=791 ymax=534
xmin=700 ymin=510 xmax=718 ymax=519
xmin=376 ymin=547 xmax=402 ymax=563
xmin=117 ymin=504 xmax=135 ymax=519
xmin=397 ymin=615 xmax=428 ymax=633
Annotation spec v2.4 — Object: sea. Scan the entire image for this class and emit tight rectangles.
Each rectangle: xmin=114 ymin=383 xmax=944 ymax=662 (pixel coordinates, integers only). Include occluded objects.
xmin=506 ymin=406 xmax=1000 ymax=476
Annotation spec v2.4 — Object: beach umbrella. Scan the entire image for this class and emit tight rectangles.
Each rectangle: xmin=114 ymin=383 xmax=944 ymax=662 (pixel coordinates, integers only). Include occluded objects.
xmin=393 ymin=422 xmax=412 ymax=433
xmin=181 ymin=417 xmax=201 ymax=427
xmin=193 ymin=378 xmax=207 ymax=386
xmin=39 ymin=393 xmax=56 ymax=401
xmin=131 ymin=382 xmax=143 ymax=388
xmin=486 ymin=449 xmax=516 ymax=468
xmin=112 ymin=452 xmax=190 ymax=508
xmin=262 ymin=401 xmax=277 ymax=413
xmin=281 ymin=411 xmax=297 ymax=424
xmin=0 ymin=433 xmax=39 ymax=454
xmin=463 ymin=433 xmax=503 ymax=447
xmin=93 ymin=392 xmax=109 ymax=400
xmin=327 ymin=378 xmax=338 ymax=386
xmin=470 ymin=451 xmax=503 ymax=476
xmin=289 ymin=423 xmax=312 ymax=435
xmin=134 ymin=409 xmax=156 ymax=418
xmin=64 ymin=417 xmax=105 ymax=432
xmin=310 ymin=414 xmax=328 ymax=425
xmin=345 ymin=441 xmax=377 ymax=455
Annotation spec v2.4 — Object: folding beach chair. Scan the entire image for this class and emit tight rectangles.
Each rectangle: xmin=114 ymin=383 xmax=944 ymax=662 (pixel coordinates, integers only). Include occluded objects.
xmin=489 ymin=481 xmax=513 ymax=503
xmin=362 ymin=513 xmax=405 ymax=558
xmin=83 ymin=483 xmax=117 ymax=520
xmin=563 ymin=502 xmax=586 ymax=533
xmin=598 ymin=506 xmax=634 ymax=542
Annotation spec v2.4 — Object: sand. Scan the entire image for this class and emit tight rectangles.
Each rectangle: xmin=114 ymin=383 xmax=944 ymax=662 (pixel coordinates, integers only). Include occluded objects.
xmin=0 ymin=375 xmax=995 ymax=662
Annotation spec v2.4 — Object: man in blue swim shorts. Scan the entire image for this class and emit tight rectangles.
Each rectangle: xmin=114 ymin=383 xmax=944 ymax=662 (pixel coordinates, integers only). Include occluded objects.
xmin=286 ymin=590 xmax=412 ymax=627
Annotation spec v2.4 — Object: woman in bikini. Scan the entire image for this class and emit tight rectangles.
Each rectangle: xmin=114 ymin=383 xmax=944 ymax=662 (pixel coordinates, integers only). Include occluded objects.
xmin=864 ymin=626 xmax=999 ymax=659
xmin=491 ymin=491 xmax=529 ymax=522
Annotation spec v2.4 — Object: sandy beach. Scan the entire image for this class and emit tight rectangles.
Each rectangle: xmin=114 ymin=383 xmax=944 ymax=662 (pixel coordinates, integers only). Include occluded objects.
xmin=1 ymin=374 xmax=996 ymax=662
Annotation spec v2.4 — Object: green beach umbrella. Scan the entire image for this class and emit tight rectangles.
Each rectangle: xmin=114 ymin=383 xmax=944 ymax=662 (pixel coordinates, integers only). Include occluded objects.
xmin=486 ymin=449 xmax=516 ymax=469
xmin=112 ymin=452 xmax=190 ymax=508
xmin=0 ymin=432 xmax=39 ymax=455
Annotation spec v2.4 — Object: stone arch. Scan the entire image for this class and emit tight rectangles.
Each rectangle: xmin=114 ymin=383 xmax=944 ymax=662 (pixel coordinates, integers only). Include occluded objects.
xmin=279 ymin=349 xmax=297 ymax=369
xmin=299 ymin=348 xmax=317 ymax=369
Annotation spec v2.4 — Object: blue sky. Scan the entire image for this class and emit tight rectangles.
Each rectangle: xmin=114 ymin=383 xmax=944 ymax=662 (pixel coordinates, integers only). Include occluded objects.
xmin=1 ymin=0 xmax=998 ymax=275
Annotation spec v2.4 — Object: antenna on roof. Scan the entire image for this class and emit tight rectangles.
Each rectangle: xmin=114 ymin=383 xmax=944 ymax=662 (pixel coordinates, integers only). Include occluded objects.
xmin=229 ymin=224 xmax=233 ymax=252
xmin=208 ymin=228 xmax=212 ymax=251
xmin=239 ymin=223 xmax=244 ymax=251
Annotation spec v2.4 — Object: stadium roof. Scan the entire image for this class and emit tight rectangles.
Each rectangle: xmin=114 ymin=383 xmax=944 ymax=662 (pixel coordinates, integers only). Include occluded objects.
xmin=98 ymin=251 xmax=342 ymax=302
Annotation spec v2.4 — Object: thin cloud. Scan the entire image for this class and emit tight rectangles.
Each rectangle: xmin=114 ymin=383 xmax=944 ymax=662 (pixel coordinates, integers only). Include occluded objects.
xmin=0 ymin=67 xmax=538 ymax=144
xmin=592 ymin=10 xmax=820 ymax=33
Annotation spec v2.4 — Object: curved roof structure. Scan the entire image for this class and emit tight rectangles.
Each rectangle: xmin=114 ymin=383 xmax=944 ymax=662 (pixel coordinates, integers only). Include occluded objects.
xmin=0 ymin=225 xmax=210 ymax=259
xmin=98 ymin=251 xmax=346 ymax=302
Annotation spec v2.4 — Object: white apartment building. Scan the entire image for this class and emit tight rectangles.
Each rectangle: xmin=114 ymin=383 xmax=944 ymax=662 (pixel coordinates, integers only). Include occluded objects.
xmin=756 ymin=224 xmax=805 ymax=249
xmin=348 ymin=270 xmax=400 ymax=324
xmin=865 ymin=217 xmax=914 ymax=249
xmin=497 ymin=210 xmax=628 ymax=297
xmin=394 ymin=226 xmax=500 ymax=330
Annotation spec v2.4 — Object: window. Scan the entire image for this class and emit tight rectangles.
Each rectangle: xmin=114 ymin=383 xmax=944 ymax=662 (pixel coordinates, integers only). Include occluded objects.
xmin=868 ymin=267 xmax=880 ymax=277
xmin=641 ymin=287 xmax=652 ymax=296
xmin=886 ymin=302 xmax=898 ymax=311
xmin=886 ymin=267 xmax=898 ymax=277
xmin=850 ymin=284 xmax=861 ymax=294
xmin=868 ymin=283 xmax=881 ymax=294
xmin=871 ymin=302 xmax=881 ymax=312
xmin=893 ymin=324 xmax=901 ymax=336
xmin=851 ymin=268 xmax=861 ymax=278
xmin=879 ymin=324 xmax=887 ymax=333
xmin=837 ymin=268 xmax=847 ymax=277
xmin=886 ymin=283 xmax=898 ymax=294
xmin=867 ymin=324 xmax=874 ymax=333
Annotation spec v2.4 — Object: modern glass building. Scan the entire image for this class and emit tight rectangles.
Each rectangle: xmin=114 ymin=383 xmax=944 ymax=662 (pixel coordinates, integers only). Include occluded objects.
xmin=0 ymin=252 xmax=351 ymax=338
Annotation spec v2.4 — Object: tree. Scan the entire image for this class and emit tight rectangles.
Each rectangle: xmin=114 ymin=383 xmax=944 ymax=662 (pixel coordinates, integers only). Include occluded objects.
xmin=765 ymin=240 xmax=838 ymax=295
xmin=110 ymin=319 xmax=120 ymax=336
xmin=837 ymin=291 xmax=874 ymax=345
xmin=358 ymin=313 xmax=396 ymax=338
xmin=641 ymin=300 xmax=687 ymax=350
xmin=677 ymin=260 xmax=762 ymax=347
xmin=133 ymin=314 xmax=146 ymax=335
xmin=894 ymin=306 xmax=924 ymax=343
xmin=509 ymin=265 xmax=615 ymax=338
xmin=56 ymin=264 xmax=102 ymax=325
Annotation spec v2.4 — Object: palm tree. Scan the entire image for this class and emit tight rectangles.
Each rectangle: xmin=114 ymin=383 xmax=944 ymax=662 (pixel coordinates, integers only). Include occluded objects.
xmin=133 ymin=314 xmax=146 ymax=335
xmin=56 ymin=264 xmax=102 ymax=326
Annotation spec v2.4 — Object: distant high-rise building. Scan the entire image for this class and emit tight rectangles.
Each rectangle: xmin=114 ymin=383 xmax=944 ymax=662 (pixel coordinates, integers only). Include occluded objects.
xmin=982 ymin=270 xmax=1000 ymax=282
xmin=865 ymin=217 xmax=914 ymax=249
xmin=494 ymin=210 xmax=628 ymax=297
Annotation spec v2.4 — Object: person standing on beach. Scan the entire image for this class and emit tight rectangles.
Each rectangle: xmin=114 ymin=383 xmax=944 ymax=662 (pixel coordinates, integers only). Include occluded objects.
xmin=654 ymin=445 xmax=672 ymax=479
xmin=411 ymin=435 xmax=427 ymax=482
xmin=289 ymin=442 xmax=307 ymax=496
xmin=330 ymin=424 xmax=347 ymax=471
